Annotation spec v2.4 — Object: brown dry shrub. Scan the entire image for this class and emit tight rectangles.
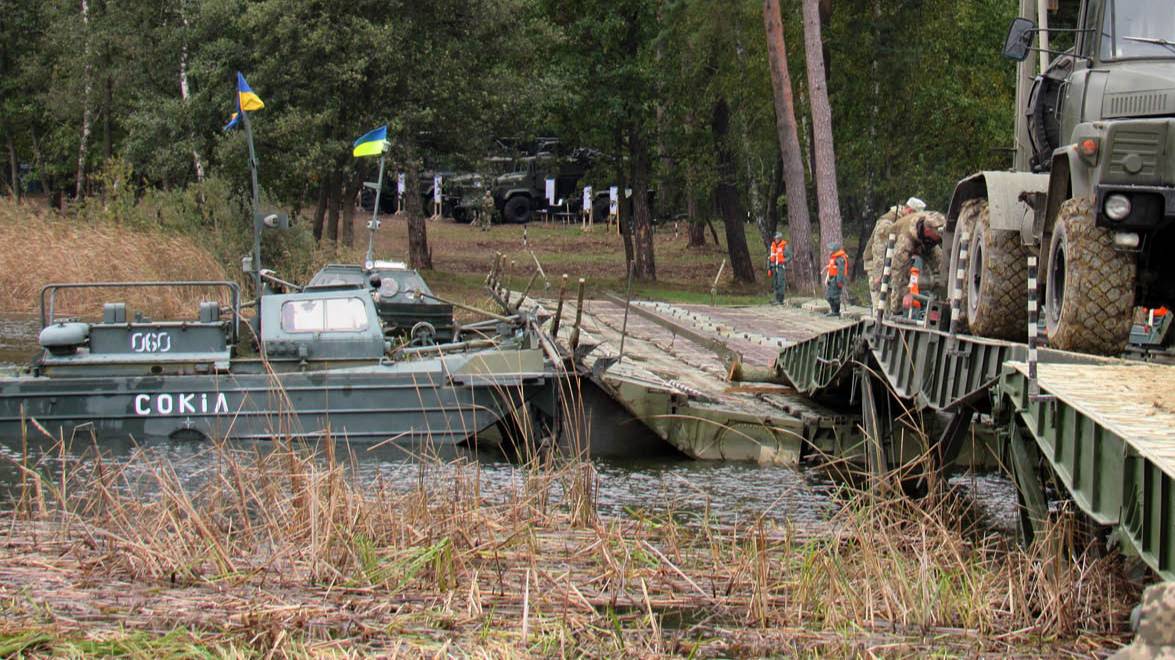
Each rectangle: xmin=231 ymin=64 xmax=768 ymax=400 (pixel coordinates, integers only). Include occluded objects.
xmin=0 ymin=198 xmax=230 ymax=318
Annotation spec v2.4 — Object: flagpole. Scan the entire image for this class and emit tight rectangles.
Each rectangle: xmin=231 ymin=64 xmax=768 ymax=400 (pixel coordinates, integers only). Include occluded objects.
xmin=366 ymin=152 xmax=387 ymax=266
xmin=241 ymin=108 xmax=263 ymax=299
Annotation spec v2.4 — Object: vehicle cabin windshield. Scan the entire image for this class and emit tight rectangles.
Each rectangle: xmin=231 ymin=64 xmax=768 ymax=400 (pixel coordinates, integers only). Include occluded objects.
xmin=1101 ymin=0 xmax=1175 ymax=60
xmin=281 ymin=297 xmax=369 ymax=333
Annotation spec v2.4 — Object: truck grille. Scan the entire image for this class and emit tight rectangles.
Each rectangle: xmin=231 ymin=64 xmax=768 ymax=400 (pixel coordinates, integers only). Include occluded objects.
xmin=1106 ymin=125 xmax=1164 ymax=183
xmin=1107 ymin=92 xmax=1172 ymax=117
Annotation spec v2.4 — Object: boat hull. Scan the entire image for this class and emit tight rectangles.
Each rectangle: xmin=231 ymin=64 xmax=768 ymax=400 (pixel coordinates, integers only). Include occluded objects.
xmin=0 ymin=357 xmax=552 ymax=444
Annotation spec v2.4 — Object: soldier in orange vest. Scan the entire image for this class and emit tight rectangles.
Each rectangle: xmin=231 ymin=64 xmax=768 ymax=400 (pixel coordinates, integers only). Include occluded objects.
xmin=767 ymin=232 xmax=792 ymax=304
xmin=824 ymin=241 xmax=849 ymax=317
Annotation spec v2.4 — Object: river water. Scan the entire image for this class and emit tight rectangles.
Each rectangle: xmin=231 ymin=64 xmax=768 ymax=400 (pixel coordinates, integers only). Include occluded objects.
xmin=0 ymin=317 xmax=1019 ymax=534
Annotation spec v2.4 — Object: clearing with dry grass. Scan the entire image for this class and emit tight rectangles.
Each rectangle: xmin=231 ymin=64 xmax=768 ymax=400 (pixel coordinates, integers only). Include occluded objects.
xmin=0 ymin=433 xmax=1137 ymax=657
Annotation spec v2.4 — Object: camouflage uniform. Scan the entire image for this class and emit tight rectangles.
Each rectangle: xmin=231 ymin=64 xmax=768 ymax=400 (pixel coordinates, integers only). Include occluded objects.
xmin=478 ymin=190 xmax=494 ymax=231
xmin=865 ymin=206 xmax=912 ymax=311
xmin=1110 ymin=582 xmax=1175 ymax=659
xmin=886 ymin=211 xmax=946 ymax=316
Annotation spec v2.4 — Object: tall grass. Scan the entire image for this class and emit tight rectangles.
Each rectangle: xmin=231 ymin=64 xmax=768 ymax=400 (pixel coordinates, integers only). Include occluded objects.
xmin=1 ymin=425 xmax=1137 ymax=656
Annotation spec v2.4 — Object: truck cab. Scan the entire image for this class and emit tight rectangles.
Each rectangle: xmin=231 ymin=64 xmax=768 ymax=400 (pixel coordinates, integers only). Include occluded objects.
xmin=947 ymin=0 xmax=1175 ymax=355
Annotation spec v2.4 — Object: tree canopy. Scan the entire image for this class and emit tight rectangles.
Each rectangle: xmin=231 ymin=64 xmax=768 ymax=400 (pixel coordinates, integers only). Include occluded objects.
xmin=1 ymin=0 xmax=1021 ymax=277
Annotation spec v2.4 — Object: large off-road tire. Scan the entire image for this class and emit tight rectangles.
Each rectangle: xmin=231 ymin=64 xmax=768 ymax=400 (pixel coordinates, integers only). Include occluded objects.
xmin=503 ymin=195 xmax=533 ymax=224
xmin=1045 ymin=197 xmax=1136 ymax=354
xmin=966 ymin=199 xmax=1030 ymax=340
xmin=947 ymin=199 xmax=984 ymax=334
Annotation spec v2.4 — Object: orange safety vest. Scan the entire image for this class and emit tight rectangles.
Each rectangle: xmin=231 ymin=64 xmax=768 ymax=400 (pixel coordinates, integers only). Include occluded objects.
xmin=907 ymin=263 xmax=922 ymax=309
xmin=769 ymin=240 xmax=789 ymax=266
xmin=826 ymin=249 xmax=848 ymax=277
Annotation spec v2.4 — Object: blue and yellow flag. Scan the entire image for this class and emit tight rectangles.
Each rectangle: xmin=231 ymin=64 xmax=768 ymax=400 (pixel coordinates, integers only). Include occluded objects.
xmin=237 ymin=72 xmax=264 ymax=111
xmin=223 ymin=71 xmax=264 ymax=131
xmin=352 ymin=125 xmax=389 ymax=158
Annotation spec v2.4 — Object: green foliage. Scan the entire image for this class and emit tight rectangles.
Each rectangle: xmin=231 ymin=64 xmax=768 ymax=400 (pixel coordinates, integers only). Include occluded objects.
xmin=0 ymin=0 xmax=1021 ymax=266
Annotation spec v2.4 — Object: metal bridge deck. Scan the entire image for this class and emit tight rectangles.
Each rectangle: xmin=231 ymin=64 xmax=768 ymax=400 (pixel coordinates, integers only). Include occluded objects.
xmin=1010 ymin=362 xmax=1175 ymax=475
xmin=536 ymin=298 xmax=857 ymax=464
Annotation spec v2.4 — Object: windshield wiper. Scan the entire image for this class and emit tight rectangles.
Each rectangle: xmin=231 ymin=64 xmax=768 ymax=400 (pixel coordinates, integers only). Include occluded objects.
xmin=1123 ymin=36 xmax=1175 ymax=52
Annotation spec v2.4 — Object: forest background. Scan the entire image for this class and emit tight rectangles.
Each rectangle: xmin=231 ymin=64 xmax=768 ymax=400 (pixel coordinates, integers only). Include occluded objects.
xmin=0 ymin=0 xmax=1072 ymax=292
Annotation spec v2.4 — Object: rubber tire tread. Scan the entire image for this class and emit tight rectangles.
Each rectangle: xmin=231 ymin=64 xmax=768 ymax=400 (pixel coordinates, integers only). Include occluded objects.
xmin=947 ymin=199 xmax=983 ymax=334
xmin=1046 ymin=197 xmax=1135 ymax=354
xmin=967 ymin=200 xmax=1029 ymax=340
xmin=504 ymin=196 xmax=532 ymax=224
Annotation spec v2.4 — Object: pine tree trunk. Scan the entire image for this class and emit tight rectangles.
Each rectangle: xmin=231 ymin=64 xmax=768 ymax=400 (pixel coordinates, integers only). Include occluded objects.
xmin=76 ymin=0 xmax=92 ymax=201
xmin=326 ymin=174 xmax=340 ymax=244
xmin=312 ymin=182 xmax=327 ymax=242
xmin=712 ymin=97 xmax=755 ymax=284
xmin=615 ymin=129 xmax=634 ymax=268
xmin=765 ymin=155 xmax=783 ymax=239
xmin=762 ymin=0 xmax=816 ymax=290
xmin=341 ymin=173 xmax=360 ymax=248
xmin=6 ymin=135 xmax=20 ymax=203
xmin=686 ymin=189 xmax=705 ymax=248
xmin=629 ymin=127 xmax=656 ymax=281
xmin=404 ymin=157 xmax=432 ymax=269
xmin=801 ymin=0 xmax=843 ymax=265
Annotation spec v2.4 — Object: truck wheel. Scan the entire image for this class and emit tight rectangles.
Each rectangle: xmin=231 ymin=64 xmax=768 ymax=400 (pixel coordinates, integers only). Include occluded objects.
xmin=1045 ymin=197 xmax=1135 ymax=354
xmin=966 ymin=199 xmax=1029 ymax=340
xmin=947 ymin=199 xmax=984 ymax=333
xmin=504 ymin=196 xmax=532 ymax=224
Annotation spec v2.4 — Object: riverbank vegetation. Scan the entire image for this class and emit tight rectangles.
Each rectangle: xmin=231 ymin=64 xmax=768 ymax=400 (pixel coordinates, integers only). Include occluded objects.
xmin=2 ymin=0 xmax=1031 ymax=290
xmin=1 ymin=435 xmax=1135 ymax=656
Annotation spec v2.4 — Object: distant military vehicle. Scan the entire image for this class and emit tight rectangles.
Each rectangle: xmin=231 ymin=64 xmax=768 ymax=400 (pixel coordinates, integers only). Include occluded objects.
xmin=491 ymin=143 xmax=598 ymax=224
xmin=945 ymin=0 xmax=1175 ymax=355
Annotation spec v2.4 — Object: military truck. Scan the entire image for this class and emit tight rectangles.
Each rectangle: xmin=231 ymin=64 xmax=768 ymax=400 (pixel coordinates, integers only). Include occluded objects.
xmin=946 ymin=0 xmax=1175 ymax=355
xmin=491 ymin=144 xmax=597 ymax=224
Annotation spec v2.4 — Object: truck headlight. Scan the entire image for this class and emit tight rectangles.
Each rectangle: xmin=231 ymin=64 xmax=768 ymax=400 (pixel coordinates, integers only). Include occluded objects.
xmin=1104 ymin=194 xmax=1132 ymax=221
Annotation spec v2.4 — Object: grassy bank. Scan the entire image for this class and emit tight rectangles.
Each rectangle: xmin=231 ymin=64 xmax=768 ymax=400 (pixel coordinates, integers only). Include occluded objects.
xmin=0 ymin=437 xmax=1136 ymax=657
xmin=0 ymin=190 xmax=868 ymax=318
xmin=369 ymin=213 xmax=872 ymax=307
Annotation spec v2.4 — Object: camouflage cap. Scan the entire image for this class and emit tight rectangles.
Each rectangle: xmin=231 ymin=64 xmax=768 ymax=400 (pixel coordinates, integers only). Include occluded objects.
xmin=1111 ymin=582 xmax=1175 ymax=659
xmin=775 ymin=232 xmax=784 ymax=240
xmin=827 ymin=241 xmax=842 ymax=252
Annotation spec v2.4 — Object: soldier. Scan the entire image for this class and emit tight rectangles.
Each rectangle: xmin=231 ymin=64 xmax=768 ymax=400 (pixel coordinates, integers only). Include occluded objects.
xmin=824 ymin=241 xmax=849 ymax=317
xmin=767 ymin=232 xmax=792 ymax=304
xmin=1110 ymin=582 xmax=1175 ymax=659
xmin=478 ymin=188 xmax=494 ymax=231
xmin=886 ymin=210 xmax=946 ymax=316
xmin=865 ymin=196 xmax=926 ymax=310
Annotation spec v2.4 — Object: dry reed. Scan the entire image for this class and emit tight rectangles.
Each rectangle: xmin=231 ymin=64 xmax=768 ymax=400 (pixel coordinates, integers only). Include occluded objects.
xmin=0 ymin=198 xmax=229 ymax=318
xmin=0 ymin=428 xmax=1139 ymax=657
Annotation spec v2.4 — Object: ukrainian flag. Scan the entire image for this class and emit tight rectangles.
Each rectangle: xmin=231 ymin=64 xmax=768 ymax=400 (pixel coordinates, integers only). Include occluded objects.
xmin=352 ymin=125 xmax=389 ymax=158
xmin=223 ymin=72 xmax=263 ymax=130
xmin=237 ymin=72 xmax=264 ymax=111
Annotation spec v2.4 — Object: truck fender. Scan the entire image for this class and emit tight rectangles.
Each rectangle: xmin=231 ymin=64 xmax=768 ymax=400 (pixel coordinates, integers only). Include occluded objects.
xmin=504 ymin=189 xmax=532 ymax=202
xmin=1037 ymin=145 xmax=1092 ymax=280
xmin=946 ymin=171 xmax=1049 ymax=249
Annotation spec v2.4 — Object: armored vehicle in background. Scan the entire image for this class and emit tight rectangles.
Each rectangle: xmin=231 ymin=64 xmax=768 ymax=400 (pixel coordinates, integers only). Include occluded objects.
xmin=946 ymin=0 xmax=1175 ymax=355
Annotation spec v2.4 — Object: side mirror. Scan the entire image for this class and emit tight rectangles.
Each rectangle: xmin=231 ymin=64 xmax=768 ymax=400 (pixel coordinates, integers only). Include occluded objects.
xmin=1003 ymin=17 xmax=1036 ymax=61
